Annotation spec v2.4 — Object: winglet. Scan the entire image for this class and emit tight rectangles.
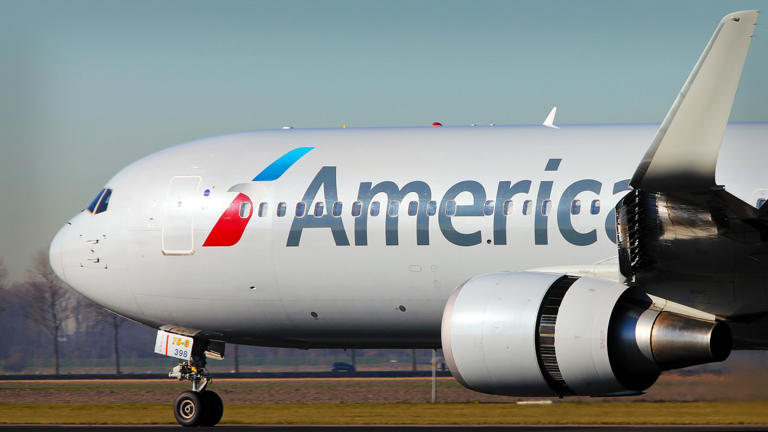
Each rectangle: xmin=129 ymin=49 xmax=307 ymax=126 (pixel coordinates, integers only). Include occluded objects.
xmin=630 ymin=10 xmax=758 ymax=192
xmin=542 ymin=106 xmax=559 ymax=129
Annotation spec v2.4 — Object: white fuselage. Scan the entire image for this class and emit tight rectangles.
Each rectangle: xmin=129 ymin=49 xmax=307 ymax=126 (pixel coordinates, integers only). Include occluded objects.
xmin=49 ymin=123 xmax=768 ymax=348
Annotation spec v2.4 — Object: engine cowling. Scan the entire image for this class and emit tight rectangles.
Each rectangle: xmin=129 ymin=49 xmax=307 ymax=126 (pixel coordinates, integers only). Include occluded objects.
xmin=441 ymin=272 xmax=731 ymax=397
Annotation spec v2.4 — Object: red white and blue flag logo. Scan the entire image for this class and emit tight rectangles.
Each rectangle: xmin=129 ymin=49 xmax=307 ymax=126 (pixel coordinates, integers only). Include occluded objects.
xmin=202 ymin=147 xmax=314 ymax=247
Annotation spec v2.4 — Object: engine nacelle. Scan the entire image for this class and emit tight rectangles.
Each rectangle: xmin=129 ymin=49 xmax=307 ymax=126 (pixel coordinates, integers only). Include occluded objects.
xmin=441 ymin=272 xmax=731 ymax=397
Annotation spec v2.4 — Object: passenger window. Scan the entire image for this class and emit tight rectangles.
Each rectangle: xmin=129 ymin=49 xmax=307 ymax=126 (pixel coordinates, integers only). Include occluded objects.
xmin=332 ymin=201 xmax=342 ymax=217
xmin=522 ymin=200 xmax=532 ymax=215
xmin=571 ymin=199 xmax=581 ymax=215
xmin=427 ymin=200 xmax=437 ymax=216
xmin=277 ymin=202 xmax=287 ymax=217
xmin=483 ymin=200 xmax=494 ymax=216
xmin=295 ymin=202 xmax=306 ymax=218
xmin=239 ymin=202 xmax=251 ymax=218
xmin=370 ymin=201 xmax=380 ymax=216
xmin=503 ymin=200 xmax=513 ymax=216
xmin=94 ymin=189 xmax=112 ymax=214
xmin=541 ymin=200 xmax=551 ymax=216
xmin=314 ymin=202 xmax=324 ymax=217
xmin=445 ymin=200 xmax=456 ymax=216
xmin=590 ymin=199 xmax=601 ymax=215
xmin=258 ymin=202 xmax=268 ymax=217
xmin=352 ymin=201 xmax=362 ymax=217
xmin=408 ymin=201 xmax=418 ymax=216
xmin=758 ymin=198 xmax=766 ymax=209
xmin=87 ymin=189 xmax=105 ymax=213
xmin=388 ymin=200 xmax=399 ymax=217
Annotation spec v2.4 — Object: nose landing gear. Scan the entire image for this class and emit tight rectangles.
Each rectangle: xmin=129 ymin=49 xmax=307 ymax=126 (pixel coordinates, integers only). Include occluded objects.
xmin=170 ymin=352 xmax=223 ymax=427
xmin=174 ymin=389 xmax=224 ymax=427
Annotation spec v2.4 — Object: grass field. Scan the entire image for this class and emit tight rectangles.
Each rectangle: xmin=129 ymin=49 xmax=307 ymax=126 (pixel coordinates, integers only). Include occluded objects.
xmin=2 ymin=375 xmax=768 ymax=425
xmin=2 ymin=401 xmax=768 ymax=425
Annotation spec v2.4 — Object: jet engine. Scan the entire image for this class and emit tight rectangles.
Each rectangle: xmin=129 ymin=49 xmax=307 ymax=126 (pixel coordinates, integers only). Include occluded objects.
xmin=441 ymin=272 xmax=731 ymax=397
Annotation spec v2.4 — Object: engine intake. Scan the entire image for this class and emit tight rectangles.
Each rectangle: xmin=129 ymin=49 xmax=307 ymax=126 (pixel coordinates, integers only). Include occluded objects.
xmin=441 ymin=272 xmax=731 ymax=397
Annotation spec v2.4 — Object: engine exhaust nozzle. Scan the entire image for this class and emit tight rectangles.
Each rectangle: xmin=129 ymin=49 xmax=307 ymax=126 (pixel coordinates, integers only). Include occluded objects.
xmin=650 ymin=311 xmax=731 ymax=370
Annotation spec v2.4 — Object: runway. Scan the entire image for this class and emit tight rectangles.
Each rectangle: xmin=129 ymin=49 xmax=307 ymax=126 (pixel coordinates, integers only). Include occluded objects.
xmin=2 ymin=426 xmax=768 ymax=432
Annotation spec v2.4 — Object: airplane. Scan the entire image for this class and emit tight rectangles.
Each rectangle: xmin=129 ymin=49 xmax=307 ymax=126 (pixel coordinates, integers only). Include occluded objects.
xmin=48 ymin=10 xmax=767 ymax=427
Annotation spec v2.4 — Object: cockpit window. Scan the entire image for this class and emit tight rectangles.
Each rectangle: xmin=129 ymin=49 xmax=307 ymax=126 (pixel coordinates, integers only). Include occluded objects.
xmin=95 ymin=189 xmax=112 ymax=214
xmin=87 ymin=188 xmax=112 ymax=214
xmin=87 ymin=189 xmax=105 ymax=213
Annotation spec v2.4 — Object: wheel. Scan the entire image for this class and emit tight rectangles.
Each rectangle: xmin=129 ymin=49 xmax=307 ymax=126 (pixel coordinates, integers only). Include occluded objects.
xmin=174 ymin=390 xmax=204 ymax=427
xmin=200 ymin=390 xmax=224 ymax=426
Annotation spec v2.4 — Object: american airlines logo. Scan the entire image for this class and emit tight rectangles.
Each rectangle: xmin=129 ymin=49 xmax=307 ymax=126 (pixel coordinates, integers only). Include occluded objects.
xmin=204 ymin=147 xmax=631 ymax=248
xmin=203 ymin=147 xmax=314 ymax=247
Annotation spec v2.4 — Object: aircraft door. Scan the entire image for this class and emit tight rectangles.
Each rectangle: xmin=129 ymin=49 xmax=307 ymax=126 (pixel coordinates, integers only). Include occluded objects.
xmin=162 ymin=176 xmax=201 ymax=255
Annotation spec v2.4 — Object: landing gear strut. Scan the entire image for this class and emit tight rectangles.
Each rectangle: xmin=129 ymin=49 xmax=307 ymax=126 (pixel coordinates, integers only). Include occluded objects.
xmin=170 ymin=348 xmax=223 ymax=427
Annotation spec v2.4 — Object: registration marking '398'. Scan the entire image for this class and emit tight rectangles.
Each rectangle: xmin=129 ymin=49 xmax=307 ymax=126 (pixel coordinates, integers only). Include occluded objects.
xmin=154 ymin=330 xmax=194 ymax=360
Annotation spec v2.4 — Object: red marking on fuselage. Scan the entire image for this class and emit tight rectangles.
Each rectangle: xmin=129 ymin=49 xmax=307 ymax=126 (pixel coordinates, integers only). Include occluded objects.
xmin=203 ymin=193 xmax=253 ymax=247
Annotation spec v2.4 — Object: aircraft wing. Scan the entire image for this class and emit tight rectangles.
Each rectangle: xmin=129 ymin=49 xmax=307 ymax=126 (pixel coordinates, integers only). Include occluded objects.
xmin=631 ymin=10 xmax=758 ymax=192
xmin=616 ymin=11 xmax=768 ymax=347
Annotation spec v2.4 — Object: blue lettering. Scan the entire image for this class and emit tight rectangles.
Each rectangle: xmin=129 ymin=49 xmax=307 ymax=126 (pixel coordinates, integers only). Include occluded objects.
xmin=439 ymin=181 xmax=486 ymax=246
xmin=355 ymin=181 xmax=431 ymax=245
xmin=557 ymin=179 xmax=601 ymax=246
xmin=287 ymin=166 xmax=350 ymax=247
xmin=283 ymin=164 xmax=630 ymax=248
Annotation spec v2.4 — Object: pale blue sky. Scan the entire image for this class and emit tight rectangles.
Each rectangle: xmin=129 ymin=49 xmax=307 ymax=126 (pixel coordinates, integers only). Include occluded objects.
xmin=1 ymin=1 xmax=766 ymax=280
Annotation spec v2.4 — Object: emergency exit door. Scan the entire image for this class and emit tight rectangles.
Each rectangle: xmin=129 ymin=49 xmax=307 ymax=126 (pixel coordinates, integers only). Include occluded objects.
xmin=162 ymin=176 xmax=201 ymax=255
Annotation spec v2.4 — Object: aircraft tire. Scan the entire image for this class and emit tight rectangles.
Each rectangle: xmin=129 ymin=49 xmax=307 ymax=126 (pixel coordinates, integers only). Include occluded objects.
xmin=200 ymin=390 xmax=224 ymax=426
xmin=174 ymin=390 xmax=204 ymax=427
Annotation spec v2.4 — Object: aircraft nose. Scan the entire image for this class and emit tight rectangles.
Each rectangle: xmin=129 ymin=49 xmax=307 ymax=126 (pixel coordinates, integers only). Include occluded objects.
xmin=49 ymin=223 xmax=69 ymax=283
